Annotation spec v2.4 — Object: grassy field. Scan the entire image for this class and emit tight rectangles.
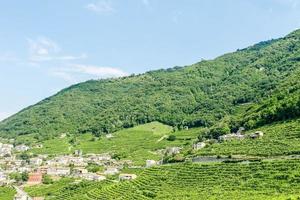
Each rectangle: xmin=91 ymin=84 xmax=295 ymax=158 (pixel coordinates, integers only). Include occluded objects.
xmin=24 ymin=178 xmax=74 ymax=198
xmin=0 ymin=187 xmax=16 ymax=200
xmin=30 ymin=159 xmax=300 ymax=200
xmin=196 ymin=119 xmax=300 ymax=157
xmin=29 ymin=137 xmax=71 ymax=155
xmin=74 ymin=122 xmax=200 ymax=165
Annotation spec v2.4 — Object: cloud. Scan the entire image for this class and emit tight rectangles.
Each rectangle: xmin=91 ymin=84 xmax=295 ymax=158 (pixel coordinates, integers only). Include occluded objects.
xmin=86 ymin=0 xmax=115 ymax=14
xmin=28 ymin=37 xmax=87 ymax=62
xmin=51 ymin=64 xmax=128 ymax=83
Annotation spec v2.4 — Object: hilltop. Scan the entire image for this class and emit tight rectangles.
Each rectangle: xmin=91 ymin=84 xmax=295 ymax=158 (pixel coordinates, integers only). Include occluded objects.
xmin=1 ymin=29 xmax=300 ymax=140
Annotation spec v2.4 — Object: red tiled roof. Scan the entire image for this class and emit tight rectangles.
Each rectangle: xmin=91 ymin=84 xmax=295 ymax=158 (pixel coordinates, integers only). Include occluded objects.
xmin=28 ymin=173 xmax=42 ymax=184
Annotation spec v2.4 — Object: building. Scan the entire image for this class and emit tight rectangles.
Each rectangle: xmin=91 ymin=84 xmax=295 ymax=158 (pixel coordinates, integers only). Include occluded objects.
xmin=250 ymin=131 xmax=264 ymax=139
xmin=30 ymin=158 xmax=43 ymax=166
xmin=47 ymin=167 xmax=70 ymax=176
xmin=165 ymin=147 xmax=181 ymax=156
xmin=219 ymin=133 xmax=245 ymax=141
xmin=119 ymin=174 xmax=137 ymax=181
xmin=80 ymin=173 xmax=106 ymax=181
xmin=74 ymin=149 xmax=82 ymax=156
xmin=104 ymin=167 xmax=119 ymax=175
xmin=27 ymin=172 xmax=42 ymax=185
xmin=106 ymin=134 xmax=114 ymax=139
xmin=73 ymin=168 xmax=88 ymax=175
xmin=15 ymin=145 xmax=30 ymax=152
xmin=146 ymin=160 xmax=157 ymax=168
xmin=193 ymin=142 xmax=206 ymax=150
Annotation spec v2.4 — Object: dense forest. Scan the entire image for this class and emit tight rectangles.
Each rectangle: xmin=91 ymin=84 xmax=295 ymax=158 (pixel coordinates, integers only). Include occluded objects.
xmin=0 ymin=29 xmax=300 ymax=139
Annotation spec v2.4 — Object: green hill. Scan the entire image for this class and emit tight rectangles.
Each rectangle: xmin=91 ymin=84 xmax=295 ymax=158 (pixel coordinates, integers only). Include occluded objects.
xmin=1 ymin=29 xmax=300 ymax=139
xmin=25 ymin=122 xmax=200 ymax=165
xmin=26 ymin=159 xmax=300 ymax=200
xmin=9 ymin=28 xmax=300 ymax=200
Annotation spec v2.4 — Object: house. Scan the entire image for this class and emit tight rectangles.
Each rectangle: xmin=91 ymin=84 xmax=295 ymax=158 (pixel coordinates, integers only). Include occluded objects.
xmin=30 ymin=158 xmax=43 ymax=166
xmin=146 ymin=160 xmax=157 ymax=168
xmin=193 ymin=142 xmax=206 ymax=150
xmin=15 ymin=145 xmax=30 ymax=152
xmin=219 ymin=133 xmax=245 ymax=141
xmin=105 ymin=134 xmax=114 ymax=139
xmin=119 ymin=174 xmax=137 ymax=181
xmin=37 ymin=166 xmax=48 ymax=174
xmin=47 ymin=167 xmax=70 ymax=176
xmin=73 ymin=168 xmax=88 ymax=175
xmin=104 ymin=167 xmax=119 ymax=175
xmin=74 ymin=149 xmax=82 ymax=156
xmin=165 ymin=147 xmax=181 ymax=156
xmin=250 ymin=131 xmax=264 ymax=139
xmin=27 ymin=172 xmax=42 ymax=185
xmin=80 ymin=173 xmax=106 ymax=181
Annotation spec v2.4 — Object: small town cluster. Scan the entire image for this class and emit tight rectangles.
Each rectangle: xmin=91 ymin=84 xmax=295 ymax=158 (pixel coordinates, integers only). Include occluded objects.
xmin=0 ymin=141 xmax=163 ymax=200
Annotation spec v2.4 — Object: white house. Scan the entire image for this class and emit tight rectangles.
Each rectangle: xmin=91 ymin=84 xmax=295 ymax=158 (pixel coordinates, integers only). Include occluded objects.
xmin=119 ymin=174 xmax=137 ymax=181
xmin=15 ymin=145 xmax=30 ymax=152
xmin=146 ymin=160 xmax=157 ymax=168
xmin=193 ymin=142 xmax=206 ymax=150
xmin=47 ymin=167 xmax=70 ymax=176
xmin=104 ymin=167 xmax=119 ymax=175
xmin=30 ymin=158 xmax=43 ymax=166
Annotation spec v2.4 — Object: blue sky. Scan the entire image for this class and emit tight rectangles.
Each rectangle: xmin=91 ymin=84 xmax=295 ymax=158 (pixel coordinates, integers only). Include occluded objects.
xmin=1 ymin=0 xmax=300 ymax=121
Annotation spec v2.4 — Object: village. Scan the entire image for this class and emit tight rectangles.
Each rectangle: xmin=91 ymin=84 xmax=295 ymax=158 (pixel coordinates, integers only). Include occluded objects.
xmin=0 ymin=139 xmax=169 ymax=200
xmin=0 ymin=127 xmax=265 ymax=200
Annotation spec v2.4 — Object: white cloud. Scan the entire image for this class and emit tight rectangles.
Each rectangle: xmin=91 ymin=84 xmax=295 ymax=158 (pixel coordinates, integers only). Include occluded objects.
xmin=86 ymin=0 xmax=115 ymax=14
xmin=28 ymin=37 xmax=87 ymax=62
xmin=51 ymin=64 xmax=128 ymax=83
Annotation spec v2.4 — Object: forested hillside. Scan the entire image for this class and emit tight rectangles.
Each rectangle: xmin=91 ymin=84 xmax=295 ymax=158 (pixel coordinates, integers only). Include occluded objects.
xmin=1 ymin=29 xmax=300 ymax=139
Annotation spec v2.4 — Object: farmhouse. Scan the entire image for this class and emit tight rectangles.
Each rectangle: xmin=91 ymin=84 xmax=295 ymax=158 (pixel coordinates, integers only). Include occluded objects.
xmin=47 ymin=167 xmax=70 ymax=176
xmin=27 ymin=172 xmax=42 ymax=185
xmin=119 ymin=173 xmax=137 ymax=181
xmin=250 ymin=131 xmax=264 ymax=139
xmin=15 ymin=145 xmax=30 ymax=152
xmin=30 ymin=158 xmax=43 ymax=166
xmin=193 ymin=142 xmax=206 ymax=150
xmin=104 ymin=167 xmax=119 ymax=175
xmin=165 ymin=147 xmax=181 ymax=156
xmin=146 ymin=160 xmax=157 ymax=168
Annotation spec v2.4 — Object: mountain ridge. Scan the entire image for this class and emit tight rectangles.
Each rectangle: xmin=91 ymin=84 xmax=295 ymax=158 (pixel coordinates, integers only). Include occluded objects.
xmin=1 ymin=29 xmax=300 ymax=139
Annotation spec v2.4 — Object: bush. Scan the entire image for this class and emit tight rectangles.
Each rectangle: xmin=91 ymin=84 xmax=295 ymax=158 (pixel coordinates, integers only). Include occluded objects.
xmin=167 ymin=135 xmax=176 ymax=141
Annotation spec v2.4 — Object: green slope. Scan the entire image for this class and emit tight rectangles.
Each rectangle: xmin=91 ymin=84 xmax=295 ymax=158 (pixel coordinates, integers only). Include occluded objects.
xmin=23 ymin=122 xmax=200 ymax=165
xmin=27 ymin=159 xmax=300 ymax=200
xmin=1 ymin=29 xmax=300 ymax=139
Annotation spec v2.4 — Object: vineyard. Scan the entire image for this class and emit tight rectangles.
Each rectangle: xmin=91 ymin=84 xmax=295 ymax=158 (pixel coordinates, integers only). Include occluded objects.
xmin=197 ymin=119 xmax=300 ymax=157
xmin=0 ymin=187 xmax=15 ymax=200
xmin=35 ymin=159 xmax=300 ymax=200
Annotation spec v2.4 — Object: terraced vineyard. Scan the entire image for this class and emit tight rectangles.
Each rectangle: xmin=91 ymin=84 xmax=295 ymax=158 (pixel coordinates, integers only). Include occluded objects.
xmin=196 ymin=119 xmax=300 ymax=157
xmin=0 ymin=187 xmax=16 ymax=200
xmin=25 ymin=178 xmax=74 ymax=197
xmin=45 ymin=159 xmax=300 ymax=200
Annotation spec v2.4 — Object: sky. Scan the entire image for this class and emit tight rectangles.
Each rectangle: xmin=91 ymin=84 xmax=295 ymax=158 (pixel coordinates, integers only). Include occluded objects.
xmin=1 ymin=0 xmax=300 ymax=121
